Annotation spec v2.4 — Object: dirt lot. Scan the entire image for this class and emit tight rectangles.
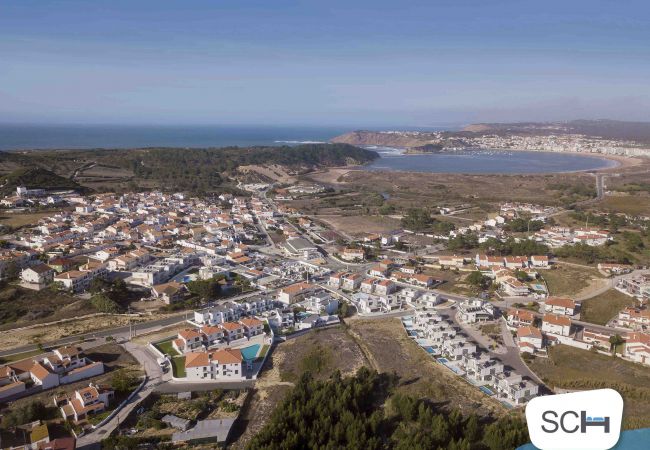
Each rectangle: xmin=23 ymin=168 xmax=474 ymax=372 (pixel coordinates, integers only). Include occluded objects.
xmin=346 ymin=317 xmax=505 ymax=417
xmin=0 ymin=313 xmax=171 ymax=352
xmin=580 ymin=289 xmax=638 ymax=325
xmin=543 ymin=264 xmax=606 ymax=297
xmin=0 ymin=210 xmax=62 ymax=228
xmin=315 ymin=214 xmax=402 ymax=237
xmin=0 ymin=286 xmax=98 ymax=330
xmin=528 ymin=345 xmax=650 ymax=429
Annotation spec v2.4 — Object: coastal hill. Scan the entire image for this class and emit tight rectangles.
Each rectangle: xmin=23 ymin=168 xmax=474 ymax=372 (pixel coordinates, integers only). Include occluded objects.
xmin=0 ymin=144 xmax=378 ymax=194
xmin=330 ymin=120 xmax=650 ymax=156
xmin=0 ymin=167 xmax=86 ymax=196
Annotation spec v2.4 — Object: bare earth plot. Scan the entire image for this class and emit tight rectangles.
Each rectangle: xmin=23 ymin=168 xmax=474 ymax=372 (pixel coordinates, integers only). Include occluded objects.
xmin=0 ymin=313 xmax=171 ymax=352
xmin=528 ymin=345 xmax=650 ymax=429
xmin=543 ymin=264 xmax=606 ymax=298
xmin=346 ymin=317 xmax=506 ymax=417
xmin=580 ymin=289 xmax=637 ymax=325
xmin=315 ymin=214 xmax=402 ymax=237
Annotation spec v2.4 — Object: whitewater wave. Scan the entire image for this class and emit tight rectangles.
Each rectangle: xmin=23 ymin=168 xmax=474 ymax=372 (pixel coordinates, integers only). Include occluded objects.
xmin=274 ymin=140 xmax=326 ymax=144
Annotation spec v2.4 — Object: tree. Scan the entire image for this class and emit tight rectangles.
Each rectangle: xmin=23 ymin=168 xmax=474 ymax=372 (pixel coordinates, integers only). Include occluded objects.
xmin=466 ymin=271 xmax=491 ymax=291
xmin=187 ymin=277 xmax=221 ymax=299
xmin=401 ymin=208 xmax=432 ymax=231
xmin=609 ymin=334 xmax=625 ymax=354
xmin=90 ymin=294 xmax=120 ymax=313
xmin=111 ymin=369 xmax=139 ymax=394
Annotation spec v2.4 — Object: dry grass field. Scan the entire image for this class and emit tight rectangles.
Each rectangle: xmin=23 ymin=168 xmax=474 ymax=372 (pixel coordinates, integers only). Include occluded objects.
xmin=346 ymin=318 xmax=506 ymax=417
xmin=542 ymin=264 xmax=606 ymax=297
xmin=528 ymin=345 xmax=650 ymax=429
xmin=580 ymin=289 xmax=638 ymax=325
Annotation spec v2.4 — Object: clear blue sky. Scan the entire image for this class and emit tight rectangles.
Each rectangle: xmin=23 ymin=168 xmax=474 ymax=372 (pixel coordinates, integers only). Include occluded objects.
xmin=1 ymin=0 xmax=649 ymax=126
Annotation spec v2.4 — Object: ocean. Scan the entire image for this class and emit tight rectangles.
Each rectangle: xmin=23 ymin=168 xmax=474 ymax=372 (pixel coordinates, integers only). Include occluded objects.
xmin=0 ymin=124 xmax=350 ymax=150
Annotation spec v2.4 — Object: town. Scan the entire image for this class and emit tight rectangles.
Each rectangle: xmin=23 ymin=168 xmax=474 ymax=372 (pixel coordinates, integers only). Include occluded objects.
xmin=0 ymin=181 xmax=648 ymax=449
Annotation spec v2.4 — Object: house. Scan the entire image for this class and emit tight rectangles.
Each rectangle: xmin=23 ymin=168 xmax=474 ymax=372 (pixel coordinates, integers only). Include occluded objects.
xmin=30 ymin=362 xmax=60 ymax=389
xmin=328 ymin=272 xmax=347 ymax=289
xmin=200 ymin=325 xmax=225 ymax=346
xmin=277 ymin=282 xmax=316 ymax=305
xmin=438 ymin=255 xmax=465 ymax=268
xmin=530 ymin=255 xmax=549 ymax=268
xmin=541 ymin=314 xmax=571 ymax=337
xmin=464 ymin=355 xmax=504 ymax=382
xmin=58 ymin=383 xmax=115 ymax=423
xmin=624 ymin=332 xmax=650 ymax=366
xmin=54 ymin=270 xmax=92 ymax=292
xmin=457 ymin=299 xmax=495 ymax=323
xmin=340 ymin=247 xmax=365 ymax=262
xmin=544 ymin=296 xmax=576 ymax=316
xmin=173 ymin=329 xmax=204 ymax=353
xmin=517 ymin=326 xmax=543 ymax=353
xmin=44 ymin=346 xmax=86 ymax=374
xmin=21 ymin=263 xmax=55 ymax=286
xmin=220 ymin=322 xmax=244 ymax=341
xmin=583 ymin=328 xmax=615 ymax=348
xmin=341 ymin=273 xmax=363 ymax=291
xmin=506 ymin=309 xmax=535 ymax=328
xmin=184 ymin=348 xmax=244 ymax=381
xmin=239 ymin=317 xmax=264 ymax=337
xmin=368 ymin=265 xmax=388 ymax=278
xmin=375 ymin=279 xmax=396 ymax=296
xmin=618 ymin=307 xmax=650 ymax=330
xmin=496 ymin=373 xmax=538 ymax=405
xmin=152 ymin=281 xmax=187 ymax=304
xmin=504 ymin=256 xmax=528 ymax=269
xmin=500 ymin=277 xmax=529 ymax=296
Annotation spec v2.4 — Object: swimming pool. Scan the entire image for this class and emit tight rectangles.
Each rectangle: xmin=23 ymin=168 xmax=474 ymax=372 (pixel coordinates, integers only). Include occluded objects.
xmin=480 ymin=386 xmax=495 ymax=396
xmin=436 ymin=357 xmax=449 ymax=364
xmin=423 ymin=347 xmax=435 ymax=354
xmin=240 ymin=344 xmax=260 ymax=361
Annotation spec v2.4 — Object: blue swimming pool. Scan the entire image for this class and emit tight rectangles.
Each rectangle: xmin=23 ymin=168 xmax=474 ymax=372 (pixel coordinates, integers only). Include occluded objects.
xmin=437 ymin=357 xmax=449 ymax=364
xmin=480 ymin=386 xmax=495 ymax=396
xmin=423 ymin=347 xmax=435 ymax=354
xmin=240 ymin=344 xmax=260 ymax=361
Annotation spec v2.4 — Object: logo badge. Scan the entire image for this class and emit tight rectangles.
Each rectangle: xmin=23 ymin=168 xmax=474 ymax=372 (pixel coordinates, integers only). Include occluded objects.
xmin=525 ymin=389 xmax=623 ymax=450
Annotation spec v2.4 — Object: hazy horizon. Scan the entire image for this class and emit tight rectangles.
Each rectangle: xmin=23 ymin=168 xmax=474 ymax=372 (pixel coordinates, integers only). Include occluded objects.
xmin=2 ymin=0 xmax=650 ymax=126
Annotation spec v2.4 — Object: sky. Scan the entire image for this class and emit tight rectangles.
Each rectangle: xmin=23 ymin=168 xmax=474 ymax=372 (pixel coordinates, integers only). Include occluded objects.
xmin=1 ymin=0 xmax=649 ymax=127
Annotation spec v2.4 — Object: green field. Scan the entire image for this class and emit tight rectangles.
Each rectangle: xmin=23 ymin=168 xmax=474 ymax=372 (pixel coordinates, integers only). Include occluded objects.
xmin=171 ymin=356 xmax=186 ymax=378
xmin=154 ymin=339 xmax=180 ymax=357
xmin=529 ymin=345 xmax=650 ymax=429
xmin=580 ymin=289 xmax=637 ymax=325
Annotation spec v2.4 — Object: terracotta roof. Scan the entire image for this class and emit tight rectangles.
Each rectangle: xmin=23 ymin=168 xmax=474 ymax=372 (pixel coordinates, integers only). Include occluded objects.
xmin=517 ymin=326 xmax=542 ymax=339
xmin=239 ymin=318 xmax=263 ymax=327
xmin=220 ymin=322 xmax=242 ymax=331
xmin=543 ymin=313 xmax=571 ymax=327
xmin=185 ymin=348 xmax=243 ymax=368
xmin=178 ymin=329 xmax=202 ymax=340
xmin=30 ymin=362 xmax=53 ymax=380
xmin=546 ymin=296 xmax=576 ymax=309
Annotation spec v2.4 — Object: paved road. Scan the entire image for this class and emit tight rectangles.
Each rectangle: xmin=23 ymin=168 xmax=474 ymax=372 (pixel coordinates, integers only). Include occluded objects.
xmin=0 ymin=314 xmax=189 ymax=358
xmin=76 ymin=342 xmax=164 ymax=449
xmin=0 ymin=290 xmax=267 ymax=358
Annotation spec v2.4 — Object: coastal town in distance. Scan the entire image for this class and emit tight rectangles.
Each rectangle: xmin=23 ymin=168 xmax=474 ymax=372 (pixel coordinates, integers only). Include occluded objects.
xmin=0 ymin=119 xmax=649 ymax=448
